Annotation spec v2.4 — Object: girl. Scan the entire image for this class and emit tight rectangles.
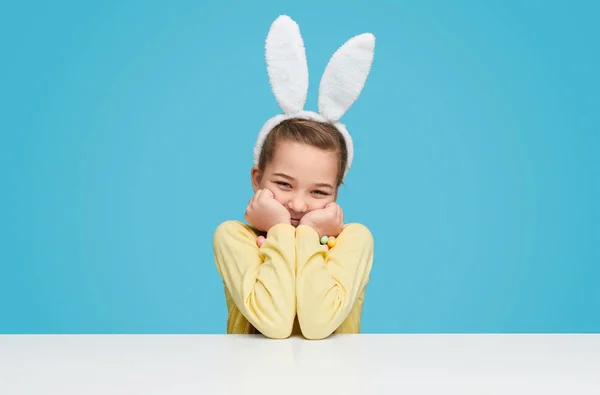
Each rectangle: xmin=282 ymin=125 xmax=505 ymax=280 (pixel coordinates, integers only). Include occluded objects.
xmin=213 ymin=15 xmax=376 ymax=340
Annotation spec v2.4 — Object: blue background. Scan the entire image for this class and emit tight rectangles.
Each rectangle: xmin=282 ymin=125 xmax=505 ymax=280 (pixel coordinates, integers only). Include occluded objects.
xmin=1 ymin=0 xmax=598 ymax=334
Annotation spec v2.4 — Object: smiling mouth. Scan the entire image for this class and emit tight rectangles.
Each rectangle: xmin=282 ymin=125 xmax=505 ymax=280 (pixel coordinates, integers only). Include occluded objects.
xmin=291 ymin=218 xmax=301 ymax=225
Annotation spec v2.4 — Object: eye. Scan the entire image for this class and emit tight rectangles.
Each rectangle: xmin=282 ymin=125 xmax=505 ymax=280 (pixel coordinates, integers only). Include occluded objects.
xmin=275 ymin=181 xmax=292 ymax=189
xmin=312 ymin=190 xmax=330 ymax=196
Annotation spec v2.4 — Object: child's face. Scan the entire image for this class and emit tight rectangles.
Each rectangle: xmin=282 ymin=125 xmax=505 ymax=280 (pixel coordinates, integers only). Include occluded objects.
xmin=252 ymin=141 xmax=339 ymax=226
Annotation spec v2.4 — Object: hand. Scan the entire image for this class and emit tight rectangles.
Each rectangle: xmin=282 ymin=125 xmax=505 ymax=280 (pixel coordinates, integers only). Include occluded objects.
xmin=299 ymin=203 xmax=344 ymax=238
xmin=244 ymin=189 xmax=291 ymax=232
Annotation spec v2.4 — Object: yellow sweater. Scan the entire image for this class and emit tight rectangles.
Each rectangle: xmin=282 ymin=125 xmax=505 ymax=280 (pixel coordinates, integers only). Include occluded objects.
xmin=212 ymin=220 xmax=374 ymax=340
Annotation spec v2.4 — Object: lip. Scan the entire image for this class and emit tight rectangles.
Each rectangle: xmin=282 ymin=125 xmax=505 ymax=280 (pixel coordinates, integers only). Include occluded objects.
xmin=290 ymin=218 xmax=301 ymax=225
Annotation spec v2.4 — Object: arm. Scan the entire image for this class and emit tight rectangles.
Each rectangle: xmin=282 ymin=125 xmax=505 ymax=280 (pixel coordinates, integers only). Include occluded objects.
xmin=213 ymin=221 xmax=296 ymax=339
xmin=295 ymin=223 xmax=374 ymax=340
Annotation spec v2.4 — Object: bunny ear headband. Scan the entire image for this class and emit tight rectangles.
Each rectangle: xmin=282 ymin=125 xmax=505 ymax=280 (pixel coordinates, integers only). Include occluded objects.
xmin=253 ymin=15 xmax=375 ymax=179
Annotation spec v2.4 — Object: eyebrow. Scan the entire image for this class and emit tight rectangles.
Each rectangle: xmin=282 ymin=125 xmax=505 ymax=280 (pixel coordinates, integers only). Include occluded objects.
xmin=314 ymin=183 xmax=334 ymax=189
xmin=273 ymin=173 xmax=334 ymax=189
xmin=273 ymin=173 xmax=294 ymax=180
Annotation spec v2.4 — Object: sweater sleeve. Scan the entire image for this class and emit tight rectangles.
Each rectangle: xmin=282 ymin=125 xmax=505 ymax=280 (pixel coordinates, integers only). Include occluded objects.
xmin=295 ymin=223 xmax=374 ymax=340
xmin=213 ymin=221 xmax=297 ymax=339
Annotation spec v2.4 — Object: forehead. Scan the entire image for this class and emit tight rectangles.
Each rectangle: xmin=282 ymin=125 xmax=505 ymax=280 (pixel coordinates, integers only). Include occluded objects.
xmin=268 ymin=141 xmax=338 ymax=183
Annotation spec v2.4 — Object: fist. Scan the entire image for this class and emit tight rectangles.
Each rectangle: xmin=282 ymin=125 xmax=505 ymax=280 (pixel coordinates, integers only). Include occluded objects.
xmin=244 ymin=189 xmax=291 ymax=232
xmin=299 ymin=203 xmax=344 ymax=238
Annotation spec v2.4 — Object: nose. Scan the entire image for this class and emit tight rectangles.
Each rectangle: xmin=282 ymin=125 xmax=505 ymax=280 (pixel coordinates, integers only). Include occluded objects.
xmin=287 ymin=194 xmax=307 ymax=214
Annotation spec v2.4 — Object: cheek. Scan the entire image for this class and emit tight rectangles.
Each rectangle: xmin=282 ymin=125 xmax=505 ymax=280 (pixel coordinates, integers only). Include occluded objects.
xmin=309 ymin=196 xmax=335 ymax=211
xmin=270 ymin=190 xmax=288 ymax=207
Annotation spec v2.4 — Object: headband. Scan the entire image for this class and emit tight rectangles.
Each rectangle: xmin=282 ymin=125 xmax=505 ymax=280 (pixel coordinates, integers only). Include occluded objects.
xmin=253 ymin=15 xmax=375 ymax=179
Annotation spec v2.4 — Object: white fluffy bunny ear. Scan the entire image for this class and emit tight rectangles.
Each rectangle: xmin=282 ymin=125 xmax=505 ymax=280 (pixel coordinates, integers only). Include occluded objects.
xmin=318 ymin=33 xmax=375 ymax=122
xmin=265 ymin=15 xmax=309 ymax=114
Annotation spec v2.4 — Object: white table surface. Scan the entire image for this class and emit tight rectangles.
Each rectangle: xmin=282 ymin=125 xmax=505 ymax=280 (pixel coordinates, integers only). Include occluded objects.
xmin=1 ymin=334 xmax=599 ymax=394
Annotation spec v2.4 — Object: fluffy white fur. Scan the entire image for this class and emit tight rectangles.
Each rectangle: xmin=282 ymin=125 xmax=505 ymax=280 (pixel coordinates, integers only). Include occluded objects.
xmin=318 ymin=33 xmax=375 ymax=122
xmin=265 ymin=15 xmax=309 ymax=114
xmin=254 ymin=15 xmax=374 ymax=179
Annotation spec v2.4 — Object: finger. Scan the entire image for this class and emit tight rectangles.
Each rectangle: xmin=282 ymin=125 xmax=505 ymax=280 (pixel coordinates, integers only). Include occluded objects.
xmin=250 ymin=189 xmax=263 ymax=204
xmin=328 ymin=202 xmax=339 ymax=215
xmin=254 ymin=189 xmax=263 ymax=203
xmin=263 ymin=188 xmax=275 ymax=199
xmin=260 ymin=189 xmax=275 ymax=201
xmin=259 ymin=190 xmax=273 ymax=204
xmin=332 ymin=204 xmax=341 ymax=224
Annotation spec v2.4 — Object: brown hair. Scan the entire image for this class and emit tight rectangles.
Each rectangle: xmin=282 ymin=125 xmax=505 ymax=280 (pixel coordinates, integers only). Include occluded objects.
xmin=257 ymin=118 xmax=348 ymax=186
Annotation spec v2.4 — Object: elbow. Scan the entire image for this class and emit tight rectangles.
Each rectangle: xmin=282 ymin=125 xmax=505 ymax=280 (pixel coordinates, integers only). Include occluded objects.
xmin=297 ymin=310 xmax=338 ymax=340
xmin=256 ymin=315 xmax=295 ymax=339
xmin=248 ymin=295 xmax=296 ymax=339
xmin=262 ymin=327 xmax=294 ymax=340
xmin=299 ymin=320 xmax=335 ymax=340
